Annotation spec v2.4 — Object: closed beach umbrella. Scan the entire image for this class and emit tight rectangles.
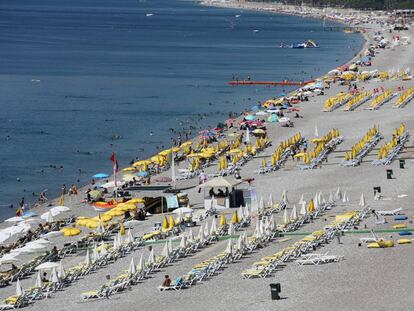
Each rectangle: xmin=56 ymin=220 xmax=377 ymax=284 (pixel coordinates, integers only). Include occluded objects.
xmin=148 ymin=249 xmax=155 ymax=265
xmin=198 ymin=224 xmax=205 ymax=243
xmin=210 ymin=218 xmax=217 ymax=235
xmin=85 ymin=249 xmax=91 ymax=266
xmin=231 ymin=210 xmax=240 ymax=224
xmin=359 ymin=193 xmax=366 ymax=207
xmin=179 ymin=235 xmax=187 ymax=249
xmin=268 ymin=194 xmax=274 ymax=208
xmin=128 ymin=258 xmax=136 ymax=274
xmin=162 ymin=216 xmax=169 ymax=231
xmin=92 ymin=244 xmax=99 ymax=261
xmin=204 ymin=222 xmax=210 ymax=237
xmin=188 ymin=229 xmax=195 ymax=243
xmin=307 ymin=199 xmax=315 ymax=213
xmin=126 ymin=229 xmax=134 ymax=244
xmin=58 ymin=262 xmax=65 ymax=278
xmin=283 ymin=208 xmax=289 ymax=225
xmin=137 ymin=254 xmax=144 ymax=271
xmin=224 ymin=239 xmax=233 ymax=254
xmin=35 ymin=271 xmax=42 ymax=288
xmin=99 ymin=243 xmax=108 ymax=256
xmin=259 ymin=197 xmax=264 ymax=210
xmin=244 ymin=205 xmax=250 ymax=218
xmin=47 ymin=211 xmax=53 ymax=223
xmin=300 ymin=201 xmax=307 ymax=216
xmin=16 ymin=279 xmax=24 ymax=296
xmin=219 ymin=214 xmax=227 ymax=227
xmin=291 ymin=205 xmax=297 ymax=221
xmin=228 ymin=222 xmax=235 ymax=236
xmin=51 ymin=267 xmax=59 ymax=283
xmin=162 ymin=241 xmax=170 ymax=258
xmin=314 ymin=193 xmax=319 ymax=210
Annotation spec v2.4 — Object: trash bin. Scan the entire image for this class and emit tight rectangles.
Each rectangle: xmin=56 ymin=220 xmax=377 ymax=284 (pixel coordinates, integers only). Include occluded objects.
xmin=386 ymin=169 xmax=393 ymax=179
xmin=269 ymin=283 xmax=281 ymax=300
xmin=399 ymin=159 xmax=405 ymax=169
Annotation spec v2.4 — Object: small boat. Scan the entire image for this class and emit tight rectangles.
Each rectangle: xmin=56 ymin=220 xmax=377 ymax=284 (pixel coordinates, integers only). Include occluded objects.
xmin=280 ymin=40 xmax=319 ymax=49
xmin=91 ymin=201 xmax=117 ymax=212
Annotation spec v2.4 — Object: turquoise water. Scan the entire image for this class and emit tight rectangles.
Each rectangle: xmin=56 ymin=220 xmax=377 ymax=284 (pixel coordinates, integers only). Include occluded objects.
xmin=0 ymin=0 xmax=364 ymax=220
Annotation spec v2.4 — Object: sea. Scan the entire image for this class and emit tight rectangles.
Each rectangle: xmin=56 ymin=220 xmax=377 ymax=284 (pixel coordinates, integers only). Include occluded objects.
xmin=0 ymin=0 xmax=364 ymax=220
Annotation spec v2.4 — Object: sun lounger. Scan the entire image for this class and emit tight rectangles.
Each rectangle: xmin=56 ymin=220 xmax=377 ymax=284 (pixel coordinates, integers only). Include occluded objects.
xmin=377 ymin=208 xmax=402 ymax=216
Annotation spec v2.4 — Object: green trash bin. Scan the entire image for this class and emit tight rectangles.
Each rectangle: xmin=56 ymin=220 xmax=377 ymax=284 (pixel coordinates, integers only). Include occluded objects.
xmin=270 ymin=283 xmax=281 ymax=300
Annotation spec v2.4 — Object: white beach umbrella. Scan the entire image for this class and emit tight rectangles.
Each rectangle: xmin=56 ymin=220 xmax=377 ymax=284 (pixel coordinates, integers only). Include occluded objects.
xmin=268 ymin=194 xmax=274 ymax=208
xmin=16 ymin=279 xmax=24 ymax=296
xmin=46 ymin=211 xmax=54 ymax=223
xmin=100 ymin=243 xmax=108 ymax=256
xmin=224 ymin=239 xmax=233 ymax=254
xmin=245 ymin=128 xmax=250 ymax=144
xmin=237 ymin=235 xmax=244 ymax=250
xmin=137 ymin=254 xmax=144 ymax=271
xmin=92 ymin=244 xmax=99 ymax=261
xmin=123 ymin=220 xmax=141 ymax=228
xmin=210 ymin=218 xmax=217 ymax=235
xmin=250 ymin=197 xmax=258 ymax=214
xmin=198 ymin=224 xmax=205 ymax=242
xmin=228 ymin=222 xmax=235 ymax=236
xmin=298 ymin=194 xmax=304 ymax=205
xmin=238 ymin=206 xmax=244 ymax=219
xmin=147 ymin=249 xmax=155 ymax=265
xmin=335 ymin=187 xmax=342 ymax=200
xmin=113 ymin=236 xmax=119 ymax=250
xmin=58 ymin=261 xmax=65 ymax=278
xmin=179 ymin=235 xmax=187 ymax=249
xmin=168 ymin=238 xmax=173 ymax=254
xmin=281 ymin=190 xmax=288 ymax=204
xmin=259 ymin=196 xmax=264 ymax=211
xmin=359 ymin=193 xmax=366 ymax=207
xmin=126 ymin=229 xmax=134 ymax=244
xmin=51 ymin=267 xmax=59 ymax=283
xmin=172 ymin=207 xmax=193 ymax=214
xmin=5 ymin=216 xmax=25 ymax=223
xmin=328 ymin=192 xmax=334 ymax=203
xmin=314 ymin=124 xmax=319 ymax=137
xmin=97 ymin=219 xmax=105 ymax=234
xmin=300 ymin=201 xmax=307 ymax=216
xmin=35 ymin=262 xmax=59 ymax=270
xmin=128 ymin=257 xmax=136 ymax=274
xmin=255 ymin=222 xmax=262 ymax=239
xmin=204 ymin=221 xmax=210 ymax=237
xmin=35 ymin=271 xmax=43 ymax=288
xmin=283 ymin=208 xmax=289 ymax=225
xmin=85 ymin=249 xmax=91 ymax=266
xmin=342 ymin=191 xmax=347 ymax=203
xmin=162 ymin=241 xmax=170 ymax=258
xmin=188 ymin=229 xmax=195 ymax=243
xmin=291 ymin=205 xmax=297 ymax=221
xmin=117 ymin=231 xmax=123 ymax=246
xmin=259 ymin=219 xmax=265 ymax=235
xmin=244 ymin=204 xmax=250 ymax=218
xmin=0 ymin=253 xmax=20 ymax=265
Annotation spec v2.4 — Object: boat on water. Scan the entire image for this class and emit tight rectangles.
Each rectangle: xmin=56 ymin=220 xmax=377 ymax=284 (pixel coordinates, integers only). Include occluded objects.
xmin=279 ymin=40 xmax=319 ymax=49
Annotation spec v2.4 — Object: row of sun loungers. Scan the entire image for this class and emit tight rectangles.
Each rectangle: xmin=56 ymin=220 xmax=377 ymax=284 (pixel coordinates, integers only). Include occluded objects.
xmin=372 ymin=127 xmax=409 ymax=166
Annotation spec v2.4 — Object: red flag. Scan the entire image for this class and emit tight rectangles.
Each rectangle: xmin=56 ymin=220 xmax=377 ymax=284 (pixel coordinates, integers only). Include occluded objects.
xmin=110 ymin=152 xmax=119 ymax=173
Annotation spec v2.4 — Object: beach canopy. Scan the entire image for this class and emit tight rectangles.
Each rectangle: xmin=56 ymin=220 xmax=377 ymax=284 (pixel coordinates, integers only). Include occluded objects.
xmin=172 ymin=207 xmax=193 ymax=214
xmin=36 ymin=262 xmax=60 ymax=270
xmin=93 ymin=173 xmax=109 ymax=179
xmin=199 ymin=176 xmax=242 ymax=189
xmin=244 ymin=114 xmax=256 ymax=121
xmin=5 ymin=216 xmax=25 ymax=223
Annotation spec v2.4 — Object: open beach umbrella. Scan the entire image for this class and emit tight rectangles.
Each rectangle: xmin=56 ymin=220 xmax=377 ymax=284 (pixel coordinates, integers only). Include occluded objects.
xmin=128 ymin=258 xmax=136 ymax=274
xmin=5 ymin=216 xmax=25 ymax=223
xmin=16 ymin=279 xmax=24 ymax=296
xmin=0 ymin=253 xmax=20 ymax=265
xmin=93 ymin=173 xmax=109 ymax=179
xmin=36 ymin=262 xmax=59 ymax=271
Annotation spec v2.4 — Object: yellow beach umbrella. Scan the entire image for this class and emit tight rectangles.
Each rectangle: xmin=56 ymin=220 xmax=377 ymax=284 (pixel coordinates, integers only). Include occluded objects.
xmin=180 ymin=141 xmax=192 ymax=148
xmin=307 ymin=199 xmax=315 ymax=213
xmin=127 ymin=198 xmax=145 ymax=204
xmin=105 ymin=209 xmax=125 ymax=217
xmin=231 ymin=210 xmax=240 ymax=224
xmin=168 ymin=215 xmax=176 ymax=229
xmin=120 ymin=223 xmax=126 ymax=235
xmin=219 ymin=214 xmax=227 ymax=227
xmin=122 ymin=167 xmax=136 ymax=172
xmin=162 ymin=216 xmax=169 ymax=230
xmin=85 ymin=220 xmax=99 ymax=229
xmin=61 ymin=227 xmax=81 ymax=237
xmin=93 ymin=214 xmax=112 ymax=222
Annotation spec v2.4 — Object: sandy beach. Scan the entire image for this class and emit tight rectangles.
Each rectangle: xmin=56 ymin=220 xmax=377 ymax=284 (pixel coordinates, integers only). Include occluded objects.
xmin=1 ymin=2 xmax=414 ymax=311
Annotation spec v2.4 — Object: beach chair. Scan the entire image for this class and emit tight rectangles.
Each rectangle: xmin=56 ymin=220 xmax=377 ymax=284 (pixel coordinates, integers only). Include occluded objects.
xmin=241 ymin=267 xmax=271 ymax=279
xmin=0 ymin=295 xmax=29 ymax=310
xmin=377 ymin=208 xmax=402 ymax=216
xmin=81 ymin=286 xmax=111 ymax=300
xmin=158 ymin=277 xmax=185 ymax=291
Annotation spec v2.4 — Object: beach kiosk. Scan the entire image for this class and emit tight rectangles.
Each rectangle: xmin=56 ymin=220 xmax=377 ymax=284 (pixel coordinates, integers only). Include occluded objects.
xmin=199 ymin=176 xmax=244 ymax=210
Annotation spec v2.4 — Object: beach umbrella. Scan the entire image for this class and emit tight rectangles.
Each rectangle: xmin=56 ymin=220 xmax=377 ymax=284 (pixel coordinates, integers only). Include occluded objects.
xmin=244 ymin=205 xmax=250 ymax=218
xmin=100 ymin=243 xmax=108 ymax=256
xmin=188 ymin=229 xmax=195 ymax=243
xmin=168 ymin=238 xmax=173 ymax=254
xmin=224 ymin=239 xmax=233 ymax=254
xmin=307 ymin=199 xmax=315 ymax=213
xmin=198 ymin=224 xmax=205 ymax=242
xmin=236 ymin=235 xmax=244 ymax=250
xmin=113 ymin=235 xmax=119 ymax=250
xmin=61 ymin=227 xmax=81 ymax=237
xmin=92 ymin=244 xmax=99 ymax=261
xmin=219 ymin=214 xmax=227 ymax=227
xmin=267 ymin=194 xmax=274 ymax=208
xmin=254 ymin=222 xmax=262 ymax=239
xmin=228 ymin=222 xmax=235 ymax=236
xmin=270 ymin=215 xmax=276 ymax=231
xmin=210 ymin=218 xmax=217 ymax=235
xmin=238 ymin=206 xmax=244 ymax=220
xmin=128 ymin=258 xmax=136 ymax=274
xmin=283 ymin=208 xmax=289 ymax=225
xmin=162 ymin=216 xmax=169 ymax=231
xmin=281 ymin=190 xmax=288 ymax=204
xmin=35 ymin=271 xmax=42 ymax=288
xmin=259 ymin=197 xmax=264 ymax=211
xmin=93 ymin=173 xmax=109 ymax=179
xmin=314 ymin=193 xmax=319 ymax=210
xmin=335 ymin=187 xmax=342 ymax=200
xmin=298 ymin=194 xmax=304 ymax=205
xmin=245 ymin=128 xmax=250 ymax=144
xmin=16 ymin=279 xmax=24 ymax=296
xmin=204 ymin=222 xmax=210 ymax=237
xmin=359 ymin=193 xmax=366 ymax=207
xmin=85 ymin=249 xmax=91 ymax=266
xmin=5 ymin=216 xmax=25 ymax=223
xmin=46 ymin=211 xmax=53 ymax=223
xmin=346 ymin=194 xmax=350 ymax=202
xmin=137 ymin=254 xmax=144 ymax=272
xmin=35 ymin=262 xmax=60 ymax=270
xmin=328 ymin=192 xmax=334 ymax=203
xmin=314 ymin=125 xmax=319 ymax=137
xmin=117 ymin=231 xmax=123 ymax=247
xmin=172 ymin=207 xmax=193 ymax=214
xmin=126 ymin=229 xmax=134 ymax=244
xmin=97 ymin=218 xmax=105 ymax=234
xmin=231 ymin=210 xmax=240 ymax=224
xmin=342 ymin=191 xmax=347 ymax=203
xmin=51 ymin=267 xmax=59 ymax=283
xmin=147 ymin=249 xmax=155 ymax=265
xmin=0 ymin=253 xmax=20 ymax=265
xmin=299 ymin=201 xmax=306 ymax=216
xmin=58 ymin=261 xmax=65 ymax=278
xmin=291 ymin=205 xmax=297 ymax=221
xmin=179 ymin=235 xmax=187 ymax=249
